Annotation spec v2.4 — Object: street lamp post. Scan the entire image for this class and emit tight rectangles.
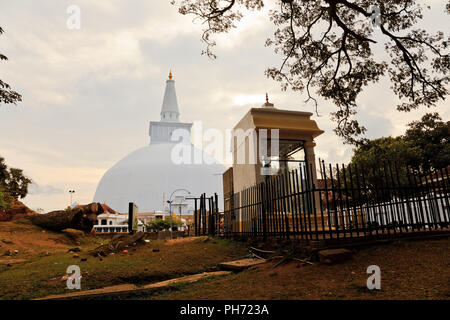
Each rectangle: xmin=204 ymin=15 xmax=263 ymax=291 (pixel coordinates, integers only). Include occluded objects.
xmin=166 ymin=188 xmax=190 ymax=239
xmin=69 ymin=190 xmax=75 ymax=207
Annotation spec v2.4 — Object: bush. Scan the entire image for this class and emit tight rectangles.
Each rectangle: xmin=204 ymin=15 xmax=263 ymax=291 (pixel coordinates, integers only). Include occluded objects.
xmin=0 ymin=189 xmax=13 ymax=210
xmin=146 ymin=218 xmax=183 ymax=232
xmin=0 ymin=190 xmax=5 ymax=209
xmin=146 ymin=219 xmax=171 ymax=231
xmin=0 ymin=156 xmax=32 ymax=201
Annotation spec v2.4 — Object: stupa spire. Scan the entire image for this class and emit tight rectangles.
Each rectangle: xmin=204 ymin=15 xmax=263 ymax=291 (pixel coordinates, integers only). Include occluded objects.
xmin=160 ymin=70 xmax=180 ymax=122
xmin=261 ymin=92 xmax=275 ymax=108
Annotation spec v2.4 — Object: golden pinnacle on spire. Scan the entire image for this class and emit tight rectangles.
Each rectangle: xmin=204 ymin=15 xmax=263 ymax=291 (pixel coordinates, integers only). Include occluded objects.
xmin=261 ymin=92 xmax=275 ymax=108
xmin=169 ymin=70 xmax=173 ymax=80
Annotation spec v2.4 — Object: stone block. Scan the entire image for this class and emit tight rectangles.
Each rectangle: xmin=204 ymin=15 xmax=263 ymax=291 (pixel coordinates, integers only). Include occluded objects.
xmin=319 ymin=248 xmax=352 ymax=264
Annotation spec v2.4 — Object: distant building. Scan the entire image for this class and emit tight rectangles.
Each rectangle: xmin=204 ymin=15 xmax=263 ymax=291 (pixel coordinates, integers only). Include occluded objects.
xmin=223 ymin=167 xmax=234 ymax=213
xmin=93 ymin=203 xmax=127 ymax=233
xmin=94 ymin=212 xmax=128 ymax=233
xmin=93 ymin=204 xmax=189 ymax=233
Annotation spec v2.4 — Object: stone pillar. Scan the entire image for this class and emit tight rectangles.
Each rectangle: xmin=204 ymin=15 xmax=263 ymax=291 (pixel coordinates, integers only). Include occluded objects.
xmin=303 ymin=141 xmax=318 ymax=186
xmin=304 ymin=141 xmax=321 ymax=216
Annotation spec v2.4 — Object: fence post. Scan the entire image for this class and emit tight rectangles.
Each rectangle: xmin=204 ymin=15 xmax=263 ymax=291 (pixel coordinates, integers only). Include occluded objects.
xmin=194 ymin=198 xmax=198 ymax=236
xmin=215 ymin=193 xmax=219 ymax=235
xmin=208 ymin=196 xmax=214 ymax=236
xmin=202 ymin=193 xmax=206 ymax=235
xmin=261 ymin=180 xmax=268 ymax=241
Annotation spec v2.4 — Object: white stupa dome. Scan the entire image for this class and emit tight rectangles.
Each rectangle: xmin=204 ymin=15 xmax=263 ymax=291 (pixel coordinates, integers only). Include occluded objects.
xmin=93 ymin=72 xmax=226 ymax=213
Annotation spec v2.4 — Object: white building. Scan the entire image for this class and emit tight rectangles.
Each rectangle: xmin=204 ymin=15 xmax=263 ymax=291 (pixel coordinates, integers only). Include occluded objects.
xmin=94 ymin=209 xmax=188 ymax=234
xmin=94 ymin=211 xmax=128 ymax=233
xmin=93 ymin=72 xmax=226 ymax=213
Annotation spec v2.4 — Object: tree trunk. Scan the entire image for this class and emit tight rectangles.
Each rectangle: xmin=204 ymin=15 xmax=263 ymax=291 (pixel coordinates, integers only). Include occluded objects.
xmin=30 ymin=202 xmax=104 ymax=232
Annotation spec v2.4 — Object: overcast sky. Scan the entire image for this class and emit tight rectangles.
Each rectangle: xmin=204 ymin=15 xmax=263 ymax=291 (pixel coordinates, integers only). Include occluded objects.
xmin=0 ymin=0 xmax=448 ymax=212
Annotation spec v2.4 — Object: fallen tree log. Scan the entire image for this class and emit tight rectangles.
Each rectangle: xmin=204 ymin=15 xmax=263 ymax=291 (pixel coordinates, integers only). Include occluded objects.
xmin=29 ymin=202 xmax=104 ymax=233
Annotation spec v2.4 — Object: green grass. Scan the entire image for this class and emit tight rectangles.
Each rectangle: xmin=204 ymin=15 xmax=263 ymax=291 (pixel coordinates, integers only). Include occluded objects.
xmin=0 ymin=237 xmax=247 ymax=300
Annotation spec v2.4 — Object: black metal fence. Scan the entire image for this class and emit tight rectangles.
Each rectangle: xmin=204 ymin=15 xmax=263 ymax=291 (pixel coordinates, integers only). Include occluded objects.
xmin=193 ymin=193 xmax=220 ymax=237
xmin=195 ymin=162 xmax=450 ymax=243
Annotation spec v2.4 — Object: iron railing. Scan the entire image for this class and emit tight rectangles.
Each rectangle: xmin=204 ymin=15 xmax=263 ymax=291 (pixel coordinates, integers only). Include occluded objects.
xmin=194 ymin=162 xmax=450 ymax=243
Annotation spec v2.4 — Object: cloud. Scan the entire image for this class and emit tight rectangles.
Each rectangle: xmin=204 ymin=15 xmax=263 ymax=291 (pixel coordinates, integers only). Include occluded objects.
xmin=28 ymin=184 xmax=64 ymax=195
xmin=1 ymin=0 xmax=448 ymax=213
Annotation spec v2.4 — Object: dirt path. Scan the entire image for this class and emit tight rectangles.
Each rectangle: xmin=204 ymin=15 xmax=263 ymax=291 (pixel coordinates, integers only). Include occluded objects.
xmin=34 ymin=271 xmax=232 ymax=300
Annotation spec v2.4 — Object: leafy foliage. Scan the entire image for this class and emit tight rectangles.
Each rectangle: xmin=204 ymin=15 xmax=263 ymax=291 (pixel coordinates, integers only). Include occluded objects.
xmin=172 ymin=0 xmax=449 ymax=144
xmin=403 ymin=112 xmax=450 ymax=171
xmin=0 ymin=156 xmax=32 ymax=209
xmin=0 ymin=27 xmax=22 ymax=106
xmin=146 ymin=218 xmax=183 ymax=231
xmin=349 ymin=112 xmax=449 ymax=171
xmin=344 ymin=136 xmax=415 ymax=201
xmin=0 ymin=189 xmax=13 ymax=210
xmin=351 ymin=137 xmax=415 ymax=169
xmin=333 ymin=112 xmax=450 ymax=202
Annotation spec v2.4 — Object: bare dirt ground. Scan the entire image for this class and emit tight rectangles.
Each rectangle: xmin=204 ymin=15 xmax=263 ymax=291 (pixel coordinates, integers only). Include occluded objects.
xmin=1 ymin=218 xmax=448 ymax=300
xmin=0 ymin=219 xmax=71 ymax=261
xmin=149 ymin=237 xmax=450 ymax=300
xmin=0 ymin=201 xmax=37 ymax=222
